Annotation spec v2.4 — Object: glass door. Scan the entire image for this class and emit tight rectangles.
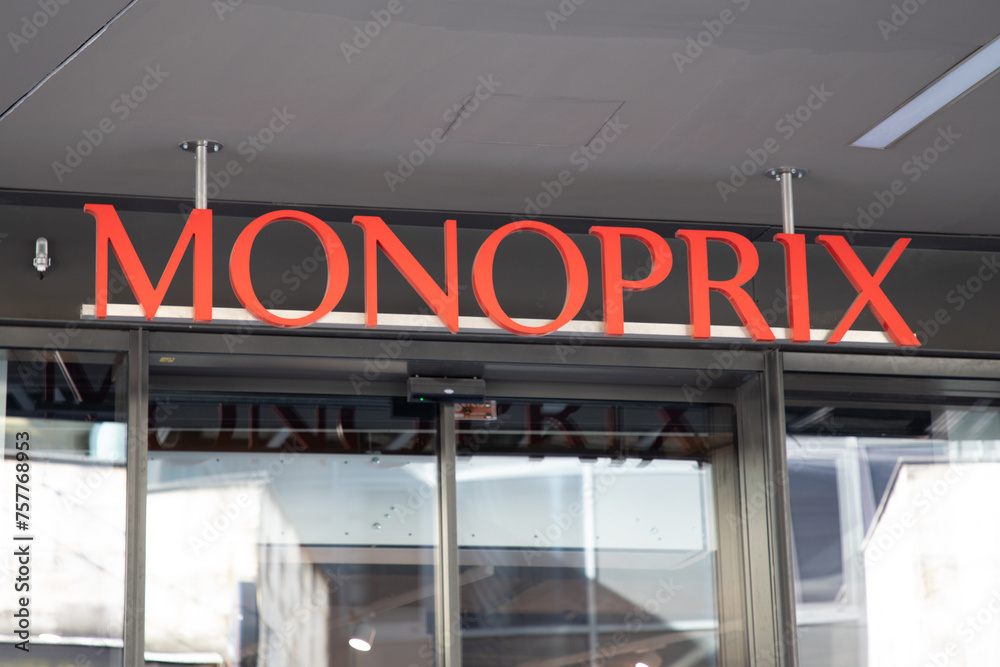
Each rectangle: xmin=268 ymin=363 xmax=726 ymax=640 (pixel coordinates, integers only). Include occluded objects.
xmin=142 ymin=348 xmax=746 ymax=667
xmin=453 ymin=399 xmax=732 ymax=667
xmin=143 ymin=393 xmax=441 ymax=667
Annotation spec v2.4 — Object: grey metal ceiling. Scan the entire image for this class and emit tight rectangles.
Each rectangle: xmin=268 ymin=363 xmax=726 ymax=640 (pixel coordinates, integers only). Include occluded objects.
xmin=2 ymin=0 xmax=1000 ymax=235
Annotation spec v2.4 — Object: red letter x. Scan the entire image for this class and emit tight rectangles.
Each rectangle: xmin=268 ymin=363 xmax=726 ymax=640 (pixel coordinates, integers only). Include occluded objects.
xmin=817 ymin=236 xmax=919 ymax=347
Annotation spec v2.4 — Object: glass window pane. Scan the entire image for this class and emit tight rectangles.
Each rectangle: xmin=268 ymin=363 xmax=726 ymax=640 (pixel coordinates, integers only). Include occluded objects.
xmin=145 ymin=393 xmax=438 ymax=667
xmin=455 ymin=400 xmax=730 ymax=666
xmin=787 ymin=387 xmax=1000 ymax=667
xmin=1 ymin=350 xmax=127 ymax=665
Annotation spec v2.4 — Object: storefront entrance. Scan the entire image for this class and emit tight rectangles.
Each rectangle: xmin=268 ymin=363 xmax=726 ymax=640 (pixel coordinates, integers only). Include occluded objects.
xmin=142 ymin=339 xmax=752 ymax=667
xmin=0 ymin=329 xmax=804 ymax=667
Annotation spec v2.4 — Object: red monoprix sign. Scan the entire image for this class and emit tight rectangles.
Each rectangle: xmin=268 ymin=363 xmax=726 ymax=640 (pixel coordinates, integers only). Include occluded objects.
xmin=86 ymin=204 xmax=920 ymax=346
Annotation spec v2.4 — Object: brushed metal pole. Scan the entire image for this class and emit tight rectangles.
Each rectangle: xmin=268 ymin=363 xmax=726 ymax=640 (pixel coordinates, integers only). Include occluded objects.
xmin=179 ymin=140 xmax=223 ymax=210
xmin=435 ymin=403 xmax=461 ymax=667
xmin=765 ymin=167 xmax=807 ymax=235
xmin=124 ymin=329 xmax=148 ymax=667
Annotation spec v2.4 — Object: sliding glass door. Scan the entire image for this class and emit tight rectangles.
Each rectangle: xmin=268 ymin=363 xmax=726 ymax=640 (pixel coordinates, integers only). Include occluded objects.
xmin=453 ymin=400 xmax=731 ymax=667
xmin=142 ymin=359 xmax=739 ymax=667
xmin=144 ymin=394 xmax=440 ymax=667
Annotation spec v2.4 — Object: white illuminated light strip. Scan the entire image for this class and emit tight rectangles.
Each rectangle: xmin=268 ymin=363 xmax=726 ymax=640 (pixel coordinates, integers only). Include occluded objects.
xmin=852 ymin=34 xmax=1000 ymax=149
xmin=79 ymin=304 xmax=894 ymax=345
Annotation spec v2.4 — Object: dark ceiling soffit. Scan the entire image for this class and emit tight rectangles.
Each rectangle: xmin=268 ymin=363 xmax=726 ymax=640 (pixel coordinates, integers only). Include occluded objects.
xmin=0 ymin=187 xmax=996 ymax=251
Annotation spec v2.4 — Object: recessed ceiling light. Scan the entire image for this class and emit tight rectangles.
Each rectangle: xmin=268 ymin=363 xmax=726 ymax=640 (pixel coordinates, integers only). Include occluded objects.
xmin=851 ymin=34 xmax=1000 ymax=149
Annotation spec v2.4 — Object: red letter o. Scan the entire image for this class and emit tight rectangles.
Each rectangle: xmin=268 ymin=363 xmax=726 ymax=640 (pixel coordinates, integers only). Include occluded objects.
xmin=472 ymin=221 xmax=588 ymax=336
xmin=230 ymin=210 xmax=348 ymax=328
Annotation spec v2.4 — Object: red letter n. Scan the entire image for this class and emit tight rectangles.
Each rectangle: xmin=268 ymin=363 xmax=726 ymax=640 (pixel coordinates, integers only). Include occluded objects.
xmin=352 ymin=216 xmax=459 ymax=333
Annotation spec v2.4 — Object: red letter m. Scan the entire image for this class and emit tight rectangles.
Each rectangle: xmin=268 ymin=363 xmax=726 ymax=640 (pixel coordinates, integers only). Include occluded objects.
xmin=87 ymin=204 xmax=213 ymax=321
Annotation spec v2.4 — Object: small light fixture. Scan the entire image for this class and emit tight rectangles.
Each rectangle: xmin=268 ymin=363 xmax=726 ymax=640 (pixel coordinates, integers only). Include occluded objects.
xmin=33 ymin=237 xmax=50 ymax=279
xmin=349 ymin=623 xmax=375 ymax=651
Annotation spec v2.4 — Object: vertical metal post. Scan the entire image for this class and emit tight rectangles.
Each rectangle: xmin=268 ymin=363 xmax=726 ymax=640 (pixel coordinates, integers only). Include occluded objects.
xmin=195 ymin=142 xmax=207 ymax=210
xmin=582 ymin=467 xmax=599 ymax=665
xmin=179 ymin=140 xmax=223 ymax=210
xmin=735 ymin=351 xmax=799 ymax=666
xmin=763 ymin=349 xmax=798 ymax=667
xmin=124 ymin=329 xmax=149 ymax=667
xmin=779 ymin=173 xmax=794 ymax=235
xmin=765 ymin=167 xmax=807 ymax=235
xmin=710 ymin=434 xmax=750 ymax=667
xmin=435 ymin=403 xmax=461 ymax=667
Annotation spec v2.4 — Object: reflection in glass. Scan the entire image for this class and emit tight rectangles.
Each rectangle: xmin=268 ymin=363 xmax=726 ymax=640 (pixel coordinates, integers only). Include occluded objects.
xmin=145 ymin=395 xmax=438 ymax=667
xmin=0 ymin=350 xmax=127 ymax=666
xmin=455 ymin=400 xmax=729 ymax=666
xmin=787 ymin=399 xmax=1000 ymax=667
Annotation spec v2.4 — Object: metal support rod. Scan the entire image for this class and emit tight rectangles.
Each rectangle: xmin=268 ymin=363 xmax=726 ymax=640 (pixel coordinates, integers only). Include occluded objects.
xmin=179 ymin=140 xmax=223 ymax=210
xmin=435 ymin=403 xmax=461 ymax=667
xmin=195 ymin=142 xmax=207 ymax=210
xmin=779 ymin=172 xmax=794 ymax=235
xmin=765 ymin=167 xmax=807 ymax=235
xmin=124 ymin=329 xmax=149 ymax=667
